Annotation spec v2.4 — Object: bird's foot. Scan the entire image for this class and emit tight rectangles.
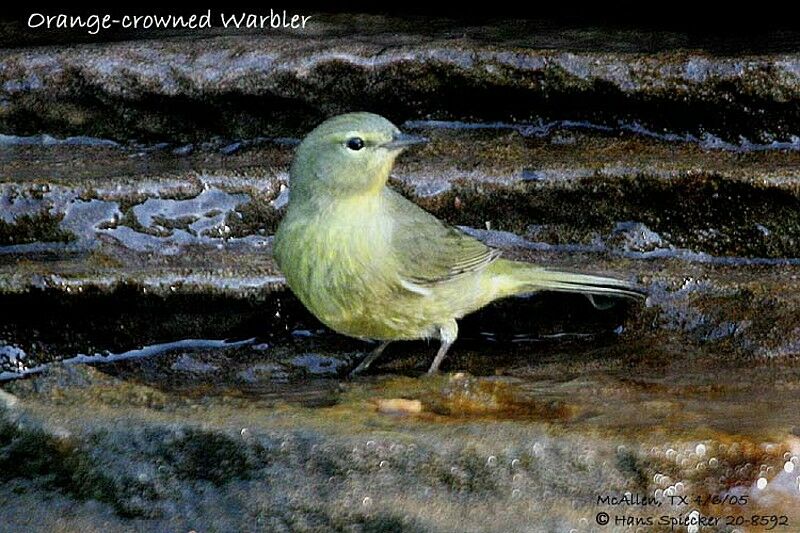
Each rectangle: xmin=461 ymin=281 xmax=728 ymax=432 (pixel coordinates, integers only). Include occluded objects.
xmin=349 ymin=359 xmax=371 ymax=377
xmin=348 ymin=341 xmax=390 ymax=378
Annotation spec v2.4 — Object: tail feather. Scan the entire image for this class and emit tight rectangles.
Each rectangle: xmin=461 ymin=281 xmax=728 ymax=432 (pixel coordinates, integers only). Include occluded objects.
xmin=531 ymin=269 xmax=646 ymax=300
xmin=493 ymin=259 xmax=646 ymax=301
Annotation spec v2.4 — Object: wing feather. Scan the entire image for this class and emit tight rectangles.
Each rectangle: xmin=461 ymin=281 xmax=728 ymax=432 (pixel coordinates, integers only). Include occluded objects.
xmin=384 ymin=189 xmax=500 ymax=288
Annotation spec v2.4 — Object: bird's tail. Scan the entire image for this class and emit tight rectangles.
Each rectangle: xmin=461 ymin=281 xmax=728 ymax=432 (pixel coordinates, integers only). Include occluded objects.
xmin=491 ymin=259 xmax=646 ymax=301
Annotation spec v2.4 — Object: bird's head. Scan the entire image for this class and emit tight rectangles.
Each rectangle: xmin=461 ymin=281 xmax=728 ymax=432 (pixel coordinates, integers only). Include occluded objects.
xmin=289 ymin=112 xmax=427 ymax=199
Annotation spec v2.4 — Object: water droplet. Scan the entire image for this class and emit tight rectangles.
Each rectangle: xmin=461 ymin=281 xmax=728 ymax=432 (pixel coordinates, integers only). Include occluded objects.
xmin=757 ymin=477 xmax=768 ymax=490
xmin=487 ymin=455 xmax=497 ymax=467
xmin=511 ymin=489 xmax=521 ymax=499
xmin=709 ymin=457 xmax=719 ymax=468
xmin=511 ymin=458 xmax=520 ymax=468
xmin=362 ymin=496 xmax=372 ymax=506
xmin=379 ymin=460 xmax=389 ymax=469
xmin=785 ymin=461 xmax=795 ymax=473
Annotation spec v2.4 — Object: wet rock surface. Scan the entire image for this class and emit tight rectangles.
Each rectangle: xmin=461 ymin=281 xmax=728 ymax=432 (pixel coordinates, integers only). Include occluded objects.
xmin=2 ymin=15 xmax=800 ymax=143
xmin=2 ymin=17 xmax=800 ymax=532
xmin=3 ymin=354 xmax=800 ymax=531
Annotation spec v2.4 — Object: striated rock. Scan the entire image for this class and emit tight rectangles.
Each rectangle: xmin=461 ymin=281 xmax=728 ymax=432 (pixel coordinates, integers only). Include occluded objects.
xmin=1 ymin=124 xmax=800 ymax=378
xmin=2 ymin=18 xmax=800 ymax=529
xmin=1 ymin=17 xmax=800 ymax=142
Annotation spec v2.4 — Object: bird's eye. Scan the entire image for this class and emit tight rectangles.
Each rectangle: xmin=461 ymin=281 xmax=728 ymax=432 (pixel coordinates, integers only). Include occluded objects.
xmin=346 ymin=137 xmax=365 ymax=151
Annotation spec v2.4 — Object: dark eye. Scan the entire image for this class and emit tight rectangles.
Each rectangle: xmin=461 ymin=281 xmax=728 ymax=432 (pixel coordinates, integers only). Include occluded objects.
xmin=346 ymin=137 xmax=365 ymax=151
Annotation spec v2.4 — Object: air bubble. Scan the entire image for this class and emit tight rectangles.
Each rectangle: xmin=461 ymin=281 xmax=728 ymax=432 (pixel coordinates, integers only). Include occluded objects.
xmin=695 ymin=443 xmax=707 ymax=457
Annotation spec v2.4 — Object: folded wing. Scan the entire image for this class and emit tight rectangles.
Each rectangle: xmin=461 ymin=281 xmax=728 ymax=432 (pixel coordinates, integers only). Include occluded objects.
xmin=385 ymin=189 xmax=501 ymax=288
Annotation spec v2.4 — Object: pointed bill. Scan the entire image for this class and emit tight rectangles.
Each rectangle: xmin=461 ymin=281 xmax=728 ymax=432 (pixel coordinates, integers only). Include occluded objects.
xmin=382 ymin=132 xmax=428 ymax=150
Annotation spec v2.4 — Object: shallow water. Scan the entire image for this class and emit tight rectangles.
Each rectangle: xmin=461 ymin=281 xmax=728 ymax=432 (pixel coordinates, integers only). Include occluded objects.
xmin=0 ymin=289 xmax=632 ymax=382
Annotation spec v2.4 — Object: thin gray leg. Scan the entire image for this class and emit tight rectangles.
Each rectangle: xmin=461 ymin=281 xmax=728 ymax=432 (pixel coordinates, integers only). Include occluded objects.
xmin=350 ymin=341 xmax=391 ymax=376
xmin=427 ymin=320 xmax=458 ymax=374
xmin=427 ymin=339 xmax=454 ymax=374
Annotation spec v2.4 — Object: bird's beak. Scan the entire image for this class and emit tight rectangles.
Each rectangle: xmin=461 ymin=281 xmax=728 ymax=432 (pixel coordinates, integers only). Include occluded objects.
xmin=382 ymin=132 xmax=428 ymax=150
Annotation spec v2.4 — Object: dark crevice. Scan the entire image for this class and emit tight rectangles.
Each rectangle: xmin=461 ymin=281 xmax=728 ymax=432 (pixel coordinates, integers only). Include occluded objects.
xmin=3 ymin=61 xmax=800 ymax=143
xmin=401 ymin=174 xmax=800 ymax=258
xmin=0 ymin=287 xmax=636 ymax=381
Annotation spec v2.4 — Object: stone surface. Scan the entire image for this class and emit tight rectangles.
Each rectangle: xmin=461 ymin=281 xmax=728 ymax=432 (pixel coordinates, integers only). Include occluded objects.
xmin=2 ymin=15 xmax=800 ymax=143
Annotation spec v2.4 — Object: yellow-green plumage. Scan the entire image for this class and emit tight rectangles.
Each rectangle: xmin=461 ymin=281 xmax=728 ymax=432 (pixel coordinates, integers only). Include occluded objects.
xmin=274 ymin=112 xmax=644 ymax=374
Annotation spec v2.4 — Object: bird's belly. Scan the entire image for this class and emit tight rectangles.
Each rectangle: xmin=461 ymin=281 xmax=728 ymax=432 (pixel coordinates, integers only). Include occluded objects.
xmin=276 ymin=212 xmax=498 ymax=342
xmin=286 ymin=259 xmax=472 ymax=342
xmin=276 ymin=219 xmax=411 ymax=339
xmin=322 ymin=274 xmax=492 ymax=341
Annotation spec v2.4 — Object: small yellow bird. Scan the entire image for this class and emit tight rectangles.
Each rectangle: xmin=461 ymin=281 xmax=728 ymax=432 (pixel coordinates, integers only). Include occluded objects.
xmin=274 ymin=113 xmax=644 ymax=374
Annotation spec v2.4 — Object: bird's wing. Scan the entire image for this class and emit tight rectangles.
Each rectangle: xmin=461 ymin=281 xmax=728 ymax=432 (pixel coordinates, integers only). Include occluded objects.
xmin=385 ymin=189 xmax=501 ymax=288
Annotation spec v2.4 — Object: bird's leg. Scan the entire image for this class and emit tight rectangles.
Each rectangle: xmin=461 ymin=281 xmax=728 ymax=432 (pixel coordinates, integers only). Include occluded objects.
xmin=350 ymin=341 xmax=391 ymax=376
xmin=427 ymin=320 xmax=458 ymax=374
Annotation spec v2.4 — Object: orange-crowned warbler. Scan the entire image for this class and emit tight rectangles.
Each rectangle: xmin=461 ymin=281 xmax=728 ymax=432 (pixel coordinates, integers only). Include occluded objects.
xmin=274 ymin=112 xmax=644 ymax=375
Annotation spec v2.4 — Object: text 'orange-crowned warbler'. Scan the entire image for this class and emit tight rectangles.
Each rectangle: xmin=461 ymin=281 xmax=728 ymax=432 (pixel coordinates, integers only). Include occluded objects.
xmin=274 ymin=112 xmax=644 ymax=375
